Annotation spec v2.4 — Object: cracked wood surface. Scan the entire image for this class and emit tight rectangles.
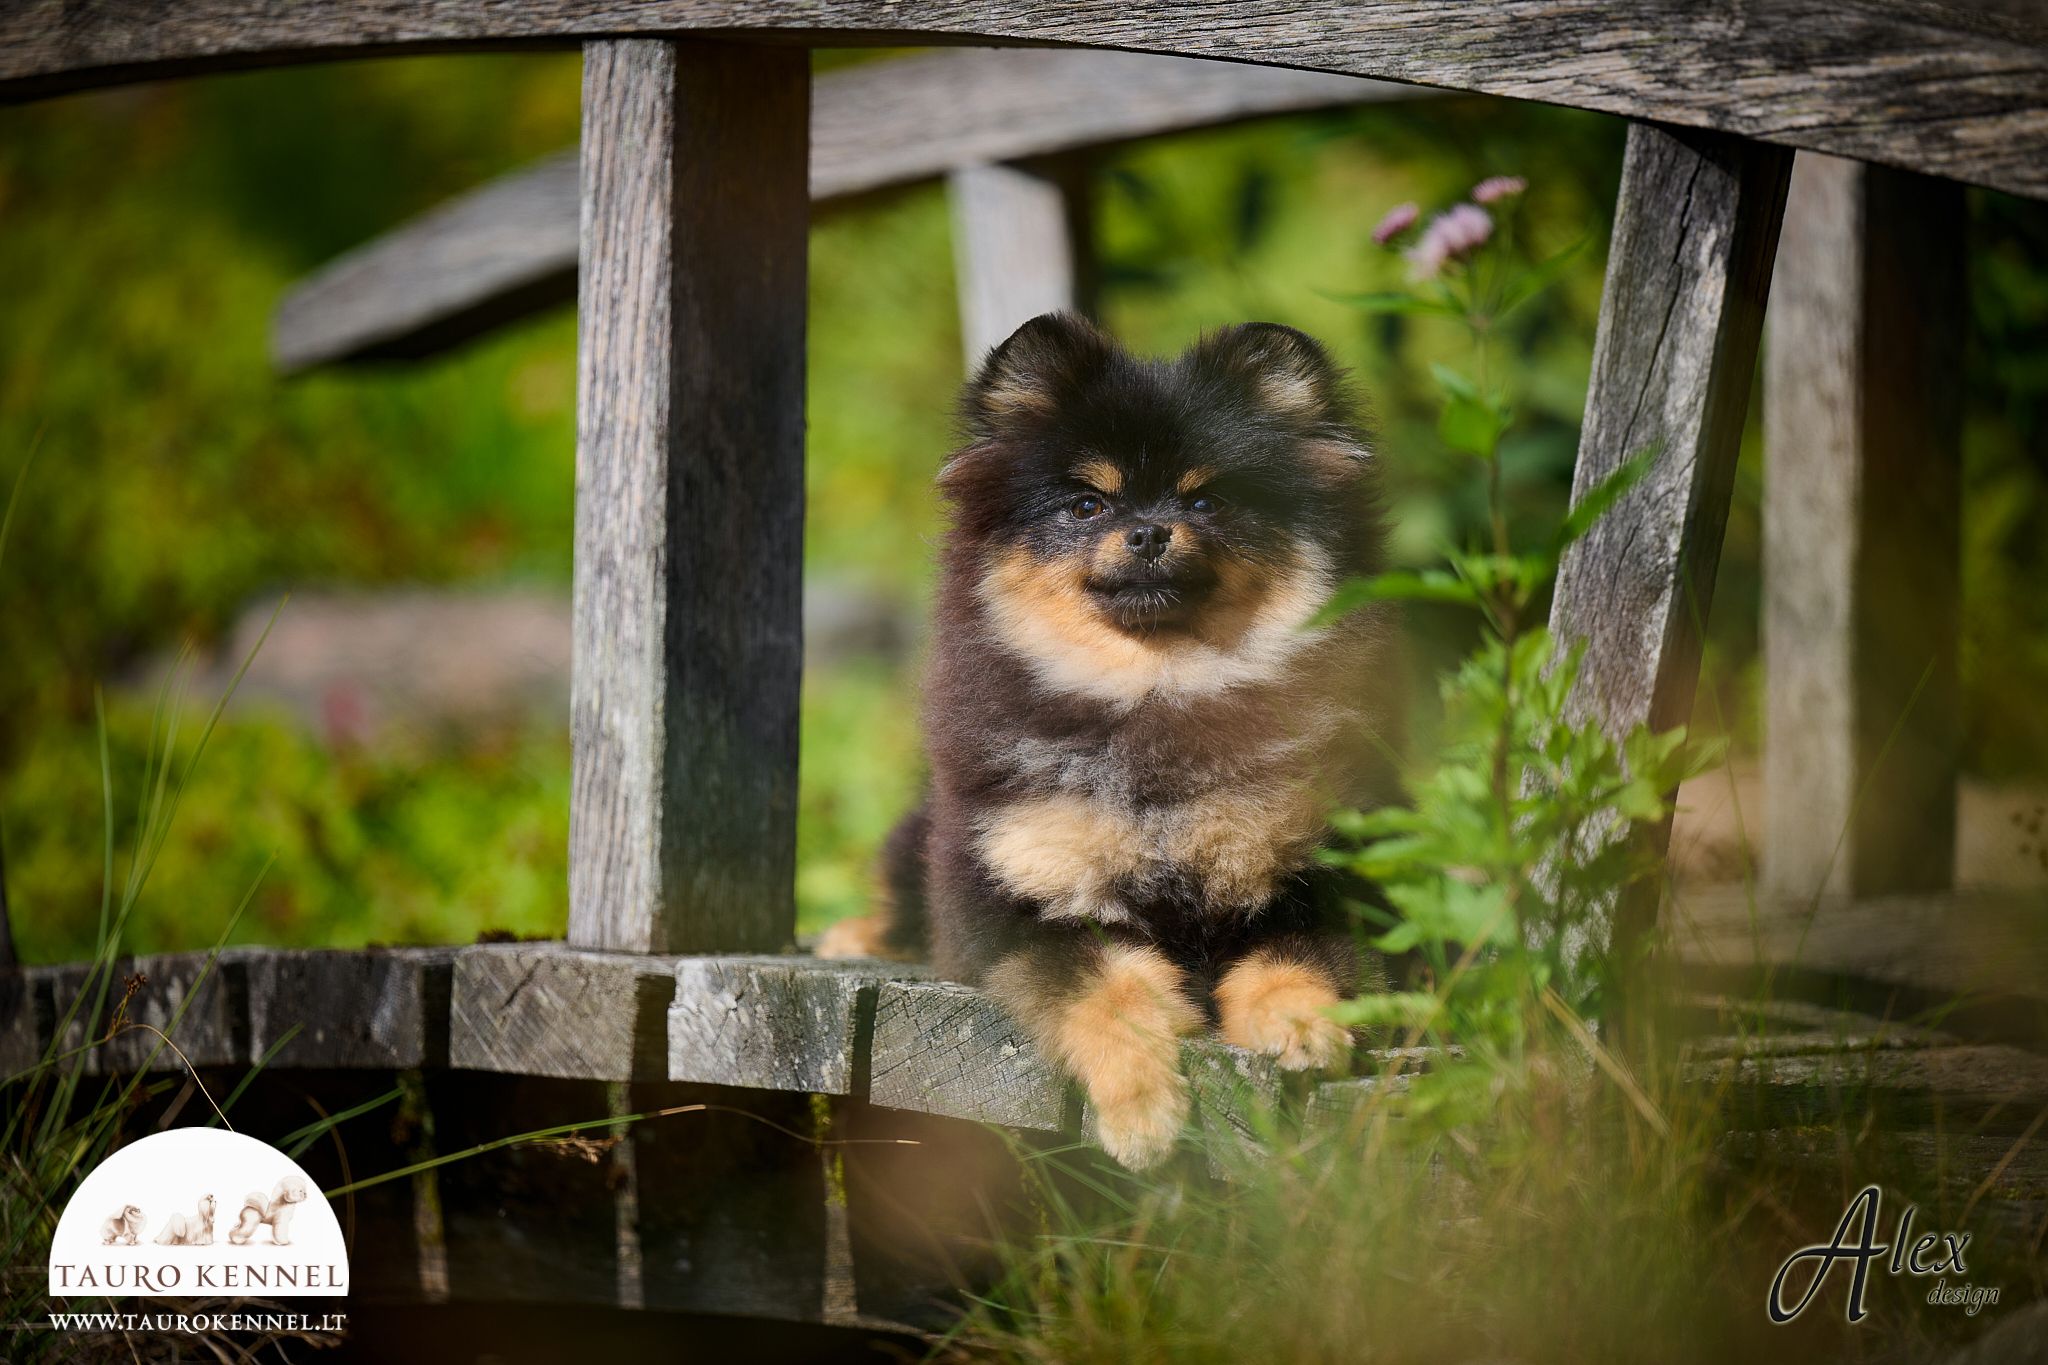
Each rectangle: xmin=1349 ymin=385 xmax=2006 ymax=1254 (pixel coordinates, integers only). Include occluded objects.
xmin=566 ymin=39 xmax=808 ymax=955
xmin=1547 ymin=121 xmax=1791 ymax=960
xmin=3 ymin=3 xmax=2044 ymax=198
xmin=450 ymin=941 xmax=680 ymax=1080
xmin=272 ymin=48 xmax=1410 ymax=370
xmin=866 ymin=980 xmax=1070 ymax=1130
xmin=668 ymin=954 xmax=934 ymax=1094
xmin=1 ymin=947 xmax=455 ymax=1076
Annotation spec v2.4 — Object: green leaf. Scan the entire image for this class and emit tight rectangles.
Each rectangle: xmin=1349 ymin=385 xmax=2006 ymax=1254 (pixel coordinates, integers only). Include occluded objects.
xmin=1498 ymin=235 xmax=1592 ymax=320
xmin=1326 ymin=991 xmax=1442 ymax=1030
xmin=1320 ymin=289 xmax=1463 ymax=317
xmin=1553 ymin=445 xmax=1660 ymax=553
xmin=1429 ymin=363 xmax=1481 ymax=402
xmin=1440 ymin=393 xmax=1510 ymax=459
xmin=1307 ymin=570 xmax=1481 ymax=628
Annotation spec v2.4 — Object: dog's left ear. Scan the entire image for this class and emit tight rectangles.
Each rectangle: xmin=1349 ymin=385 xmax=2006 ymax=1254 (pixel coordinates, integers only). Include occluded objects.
xmin=961 ymin=311 xmax=1114 ymax=438
xmin=1190 ymin=323 xmax=1349 ymax=424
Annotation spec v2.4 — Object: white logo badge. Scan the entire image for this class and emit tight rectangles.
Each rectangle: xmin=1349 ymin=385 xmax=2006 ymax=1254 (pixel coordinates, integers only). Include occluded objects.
xmin=48 ymin=1128 xmax=350 ymax=1299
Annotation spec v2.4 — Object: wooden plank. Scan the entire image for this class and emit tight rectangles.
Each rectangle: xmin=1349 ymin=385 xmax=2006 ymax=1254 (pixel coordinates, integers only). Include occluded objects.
xmin=948 ymin=158 xmax=1095 ymax=367
xmin=567 ymin=39 xmax=808 ymax=954
xmin=273 ymin=49 xmax=1410 ymax=371
xmin=630 ymin=1081 xmax=834 ymax=1321
xmin=1762 ymin=152 xmax=1964 ymax=900
xmin=0 ymin=968 xmax=35 ymax=1077
xmin=449 ymin=942 xmax=677 ymax=1081
xmin=668 ymin=955 xmax=934 ymax=1096
xmin=36 ymin=951 xmax=250 ymax=1075
xmin=431 ymin=1071 xmax=630 ymax=1305
xmin=1688 ymin=1042 xmax=2048 ymax=1135
xmin=272 ymin=153 xmax=581 ymax=370
xmin=1548 ymin=122 xmax=1792 ymax=959
xmin=1671 ymin=885 xmax=2048 ymax=1028
xmin=5 ymin=4 xmax=2046 ymax=200
xmin=866 ymin=981 xmax=1070 ymax=1131
xmin=837 ymin=1099 xmax=1035 ymax=1328
xmin=243 ymin=946 xmax=457 ymax=1069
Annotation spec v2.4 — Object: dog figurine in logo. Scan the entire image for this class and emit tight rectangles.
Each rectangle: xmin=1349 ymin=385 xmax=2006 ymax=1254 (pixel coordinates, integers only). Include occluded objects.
xmin=98 ymin=1205 xmax=145 ymax=1245
xmin=154 ymin=1193 xmax=217 ymax=1246
xmin=228 ymin=1175 xmax=309 ymax=1247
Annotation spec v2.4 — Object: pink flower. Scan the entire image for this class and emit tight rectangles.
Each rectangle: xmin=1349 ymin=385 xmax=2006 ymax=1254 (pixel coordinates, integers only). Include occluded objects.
xmin=1471 ymin=175 xmax=1527 ymax=204
xmin=1405 ymin=203 xmax=1493 ymax=280
xmin=1371 ymin=201 xmax=1420 ymax=246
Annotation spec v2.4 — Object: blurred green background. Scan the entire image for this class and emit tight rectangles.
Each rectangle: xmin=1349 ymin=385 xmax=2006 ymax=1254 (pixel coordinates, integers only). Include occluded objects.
xmin=2 ymin=52 xmax=2043 ymax=962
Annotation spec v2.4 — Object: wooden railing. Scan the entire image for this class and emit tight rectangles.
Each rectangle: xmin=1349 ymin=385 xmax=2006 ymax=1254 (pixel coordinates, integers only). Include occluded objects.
xmin=270 ymin=49 xmax=1422 ymax=369
xmin=4 ymin=0 xmax=2044 ymax=1324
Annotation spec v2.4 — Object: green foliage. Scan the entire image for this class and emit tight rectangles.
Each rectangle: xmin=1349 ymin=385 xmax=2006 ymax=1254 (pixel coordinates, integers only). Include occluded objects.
xmin=5 ymin=700 xmax=572 ymax=961
xmin=1321 ymin=180 xmax=1712 ymax=1127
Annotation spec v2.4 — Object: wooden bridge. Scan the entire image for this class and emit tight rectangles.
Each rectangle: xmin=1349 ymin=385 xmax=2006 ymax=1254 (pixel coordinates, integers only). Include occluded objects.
xmin=5 ymin=0 xmax=2047 ymax=1330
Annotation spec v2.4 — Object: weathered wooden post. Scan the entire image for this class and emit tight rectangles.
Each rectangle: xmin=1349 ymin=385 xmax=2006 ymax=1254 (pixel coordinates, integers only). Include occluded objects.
xmin=1763 ymin=154 xmax=1964 ymax=900
xmin=948 ymin=157 xmax=1097 ymax=366
xmin=568 ymin=39 xmax=810 ymax=955
xmin=1549 ymin=123 xmax=1794 ymax=962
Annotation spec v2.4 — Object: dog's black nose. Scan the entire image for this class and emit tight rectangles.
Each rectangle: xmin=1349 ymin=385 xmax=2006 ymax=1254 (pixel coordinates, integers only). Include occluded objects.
xmin=1125 ymin=524 xmax=1172 ymax=562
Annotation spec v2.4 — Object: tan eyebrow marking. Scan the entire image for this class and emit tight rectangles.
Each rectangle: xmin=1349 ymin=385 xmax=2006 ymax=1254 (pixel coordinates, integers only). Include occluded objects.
xmin=1176 ymin=465 xmax=1218 ymax=495
xmin=1076 ymin=459 xmax=1124 ymax=494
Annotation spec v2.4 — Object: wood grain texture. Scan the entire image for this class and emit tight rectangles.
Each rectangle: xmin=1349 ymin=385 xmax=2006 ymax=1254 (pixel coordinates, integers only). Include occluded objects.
xmin=1553 ymin=122 xmax=1792 ymax=742
xmin=0 ymin=968 xmax=34 ymax=1076
xmin=667 ymin=955 xmax=934 ymax=1094
xmin=274 ymin=48 xmax=1404 ymax=371
xmin=1689 ymin=1043 xmax=2048 ymax=1135
xmin=35 ymin=952 xmax=250 ymax=1075
xmin=450 ymin=942 xmax=678 ymax=1080
xmin=243 ymin=946 xmax=456 ymax=1068
xmin=1548 ymin=122 xmax=1791 ymax=961
xmin=568 ymin=39 xmax=808 ymax=954
xmin=4 ymin=3 xmax=2045 ymax=198
xmin=867 ymin=980 xmax=1070 ymax=1131
xmin=948 ymin=158 xmax=1094 ymax=367
xmin=1762 ymin=153 xmax=1963 ymax=901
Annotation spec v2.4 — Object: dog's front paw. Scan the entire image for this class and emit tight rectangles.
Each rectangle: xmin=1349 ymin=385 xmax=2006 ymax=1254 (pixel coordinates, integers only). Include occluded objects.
xmin=1217 ymin=954 xmax=1351 ymax=1071
xmin=1091 ymin=1071 xmax=1190 ymax=1170
xmin=1239 ymin=1006 xmax=1350 ymax=1070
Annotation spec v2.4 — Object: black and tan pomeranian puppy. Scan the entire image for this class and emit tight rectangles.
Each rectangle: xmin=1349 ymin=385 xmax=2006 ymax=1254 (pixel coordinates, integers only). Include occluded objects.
xmin=821 ymin=313 xmax=1401 ymax=1168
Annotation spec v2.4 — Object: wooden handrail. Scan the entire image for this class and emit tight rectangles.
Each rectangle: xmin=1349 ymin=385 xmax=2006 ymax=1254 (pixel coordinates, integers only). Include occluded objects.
xmin=2 ymin=2 xmax=2044 ymax=199
xmin=271 ymin=48 xmax=1420 ymax=371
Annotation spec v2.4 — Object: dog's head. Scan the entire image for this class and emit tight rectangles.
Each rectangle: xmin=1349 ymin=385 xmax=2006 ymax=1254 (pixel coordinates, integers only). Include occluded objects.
xmin=941 ymin=315 xmax=1380 ymax=697
xmin=273 ymin=1176 xmax=308 ymax=1206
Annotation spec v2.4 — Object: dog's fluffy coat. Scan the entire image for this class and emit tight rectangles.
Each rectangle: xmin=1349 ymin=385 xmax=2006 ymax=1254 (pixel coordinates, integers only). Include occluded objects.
xmin=822 ymin=314 xmax=1400 ymax=1167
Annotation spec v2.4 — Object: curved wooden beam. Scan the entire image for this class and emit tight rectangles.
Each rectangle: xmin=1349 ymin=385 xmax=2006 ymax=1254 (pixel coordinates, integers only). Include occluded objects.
xmin=3 ymin=2 xmax=2045 ymax=199
xmin=271 ymin=48 xmax=1414 ymax=370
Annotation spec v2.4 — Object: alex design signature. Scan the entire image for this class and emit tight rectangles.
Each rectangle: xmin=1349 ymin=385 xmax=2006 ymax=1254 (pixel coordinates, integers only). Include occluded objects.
xmin=1770 ymin=1185 xmax=1993 ymax=1323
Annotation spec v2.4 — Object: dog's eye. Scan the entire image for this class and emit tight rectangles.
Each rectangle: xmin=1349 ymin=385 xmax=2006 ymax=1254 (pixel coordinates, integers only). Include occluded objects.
xmin=1071 ymin=495 xmax=1106 ymax=519
xmin=1189 ymin=494 xmax=1221 ymax=514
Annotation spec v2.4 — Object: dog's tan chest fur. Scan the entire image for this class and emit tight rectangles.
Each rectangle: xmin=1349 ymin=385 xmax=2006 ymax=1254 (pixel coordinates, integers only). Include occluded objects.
xmin=974 ymin=675 xmax=1369 ymax=921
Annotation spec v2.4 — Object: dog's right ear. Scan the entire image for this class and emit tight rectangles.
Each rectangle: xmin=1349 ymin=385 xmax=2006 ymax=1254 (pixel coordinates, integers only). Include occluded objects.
xmin=961 ymin=312 xmax=1112 ymax=438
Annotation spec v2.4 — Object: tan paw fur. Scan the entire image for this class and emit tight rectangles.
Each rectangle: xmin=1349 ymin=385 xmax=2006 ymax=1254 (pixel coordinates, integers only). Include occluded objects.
xmin=814 ymin=915 xmax=900 ymax=960
xmin=1090 ymin=1070 xmax=1190 ymax=1171
xmin=1216 ymin=953 xmax=1350 ymax=1071
xmin=995 ymin=945 xmax=1202 ymax=1170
